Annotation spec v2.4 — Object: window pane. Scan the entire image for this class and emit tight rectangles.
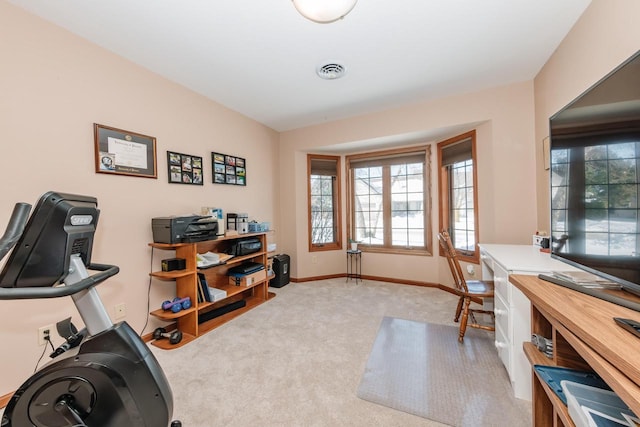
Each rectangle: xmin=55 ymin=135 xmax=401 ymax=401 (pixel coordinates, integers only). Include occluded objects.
xmin=610 ymin=184 xmax=637 ymax=208
xmin=354 ymin=166 xmax=385 ymax=246
xmin=349 ymin=151 xmax=428 ymax=250
xmin=552 ymin=140 xmax=640 ymax=257
xmin=585 ymin=209 xmax=608 ymax=232
xmin=390 ymin=162 xmax=424 ymax=247
xmin=610 ymin=209 xmax=637 ymax=233
xmin=449 ymin=159 xmax=474 ymax=252
xmin=308 ymin=155 xmax=341 ymax=249
xmin=310 ymin=175 xmax=335 ymax=244
xmin=585 ymin=185 xmax=608 ymax=209
xmin=438 ymin=132 xmax=478 ymax=259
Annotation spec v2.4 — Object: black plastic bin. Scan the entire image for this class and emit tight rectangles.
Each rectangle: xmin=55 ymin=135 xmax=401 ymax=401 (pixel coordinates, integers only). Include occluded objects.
xmin=270 ymin=254 xmax=290 ymax=288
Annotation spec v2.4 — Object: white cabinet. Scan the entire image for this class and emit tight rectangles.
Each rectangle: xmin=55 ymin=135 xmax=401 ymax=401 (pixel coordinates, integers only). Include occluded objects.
xmin=478 ymin=244 xmax=579 ymax=401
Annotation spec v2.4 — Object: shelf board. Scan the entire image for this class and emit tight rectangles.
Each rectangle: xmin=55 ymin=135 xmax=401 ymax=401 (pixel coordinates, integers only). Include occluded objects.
xmin=150 ymin=306 xmax=197 ymax=321
xmin=150 ymin=270 xmax=194 ymax=280
xmin=524 ymin=342 xmax=575 ymax=427
xmin=148 ymin=242 xmax=193 ymax=250
xmin=215 ymin=278 xmax=267 ymax=298
xmin=226 ymin=252 xmax=267 ymax=266
xmin=150 ymin=332 xmax=196 ymax=350
xmin=524 ymin=341 xmax=553 ymax=366
xmin=197 ymin=295 xmax=269 ymax=335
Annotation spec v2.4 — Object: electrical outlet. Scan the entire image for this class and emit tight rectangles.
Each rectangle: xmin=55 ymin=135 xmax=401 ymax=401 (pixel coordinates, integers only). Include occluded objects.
xmin=466 ymin=264 xmax=475 ymax=276
xmin=38 ymin=324 xmax=53 ymax=346
xmin=114 ymin=303 xmax=126 ymax=320
xmin=311 ymin=256 xmax=318 ymax=264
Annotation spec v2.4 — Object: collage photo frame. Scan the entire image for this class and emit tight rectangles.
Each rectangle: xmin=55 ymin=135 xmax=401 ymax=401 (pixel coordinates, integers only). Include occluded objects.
xmin=167 ymin=151 xmax=203 ymax=185
xmin=212 ymin=152 xmax=246 ymax=186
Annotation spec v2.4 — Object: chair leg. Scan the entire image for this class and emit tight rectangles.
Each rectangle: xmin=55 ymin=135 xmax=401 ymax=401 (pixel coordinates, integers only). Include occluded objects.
xmin=454 ymin=296 xmax=464 ymax=323
xmin=458 ymin=298 xmax=471 ymax=343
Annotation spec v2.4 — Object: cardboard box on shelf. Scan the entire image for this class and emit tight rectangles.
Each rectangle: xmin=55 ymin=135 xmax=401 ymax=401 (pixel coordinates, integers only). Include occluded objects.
xmin=228 ymin=269 xmax=266 ymax=287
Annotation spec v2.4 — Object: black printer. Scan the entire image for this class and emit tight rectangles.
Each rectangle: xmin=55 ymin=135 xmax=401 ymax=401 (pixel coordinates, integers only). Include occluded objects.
xmin=152 ymin=215 xmax=218 ymax=244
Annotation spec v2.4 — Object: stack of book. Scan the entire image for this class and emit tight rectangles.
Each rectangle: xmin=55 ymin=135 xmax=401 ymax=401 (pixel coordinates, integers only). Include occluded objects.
xmin=197 ymin=273 xmax=227 ymax=303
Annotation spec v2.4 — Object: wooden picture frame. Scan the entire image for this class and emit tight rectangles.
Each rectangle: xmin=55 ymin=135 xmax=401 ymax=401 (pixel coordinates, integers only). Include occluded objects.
xmin=94 ymin=123 xmax=157 ymax=178
xmin=168 ymin=151 xmax=203 ymax=185
xmin=212 ymin=152 xmax=246 ymax=186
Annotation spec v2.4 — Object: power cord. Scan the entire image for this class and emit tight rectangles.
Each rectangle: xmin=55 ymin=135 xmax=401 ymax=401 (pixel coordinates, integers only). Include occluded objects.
xmin=139 ymin=246 xmax=154 ymax=336
xmin=34 ymin=335 xmax=55 ymax=373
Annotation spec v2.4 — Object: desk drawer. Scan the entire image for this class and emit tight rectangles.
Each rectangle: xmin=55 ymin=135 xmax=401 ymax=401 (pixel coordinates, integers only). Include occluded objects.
xmin=493 ymin=263 xmax=510 ymax=302
xmin=494 ymin=291 xmax=510 ymax=341
xmin=494 ymin=320 xmax=511 ymax=377
xmin=480 ymin=249 xmax=494 ymax=271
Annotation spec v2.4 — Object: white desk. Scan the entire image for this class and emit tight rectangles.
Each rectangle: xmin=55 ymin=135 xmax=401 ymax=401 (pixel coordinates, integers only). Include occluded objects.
xmin=478 ymin=244 xmax=578 ymax=401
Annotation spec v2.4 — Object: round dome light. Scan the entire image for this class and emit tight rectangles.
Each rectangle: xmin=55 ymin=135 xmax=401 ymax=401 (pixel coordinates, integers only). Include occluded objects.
xmin=292 ymin=0 xmax=358 ymax=24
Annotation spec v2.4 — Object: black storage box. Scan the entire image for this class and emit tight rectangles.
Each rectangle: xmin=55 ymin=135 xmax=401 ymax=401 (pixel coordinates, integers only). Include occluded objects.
xmin=270 ymin=254 xmax=290 ymax=288
xmin=227 ymin=238 xmax=261 ymax=256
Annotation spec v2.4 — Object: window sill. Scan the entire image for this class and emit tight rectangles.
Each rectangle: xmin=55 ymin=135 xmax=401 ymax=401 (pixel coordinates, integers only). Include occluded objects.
xmin=359 ymin=246 xmax=432 ymax=256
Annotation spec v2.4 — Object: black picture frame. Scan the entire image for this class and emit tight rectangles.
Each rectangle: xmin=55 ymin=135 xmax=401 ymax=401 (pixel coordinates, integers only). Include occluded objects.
xmin=168 ymin=151 xmax=203 ymax=185
xmin=212 ymin=152 xmax=246 ymax=186
xmin=94 ymin=123 xmax=157 ymax=178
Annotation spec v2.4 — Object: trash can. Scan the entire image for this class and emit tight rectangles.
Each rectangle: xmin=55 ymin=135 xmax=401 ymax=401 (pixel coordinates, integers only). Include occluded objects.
xmin=270 ymin=254 xmax=290 ymax=288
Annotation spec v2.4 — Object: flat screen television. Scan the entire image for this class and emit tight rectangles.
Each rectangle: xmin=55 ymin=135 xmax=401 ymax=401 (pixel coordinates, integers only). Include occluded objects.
xmin=545 ymin=49 xmax=640 ymax=308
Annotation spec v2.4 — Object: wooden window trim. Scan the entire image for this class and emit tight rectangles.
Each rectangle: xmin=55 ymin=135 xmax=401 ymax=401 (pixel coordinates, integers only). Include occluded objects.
xmin=308 ymin=154 xmax=342 ymax=252
xmin=346 ymin=145 xmax=432 ymax=256
xmin=437 ymin=130 xmax=480 ymax=264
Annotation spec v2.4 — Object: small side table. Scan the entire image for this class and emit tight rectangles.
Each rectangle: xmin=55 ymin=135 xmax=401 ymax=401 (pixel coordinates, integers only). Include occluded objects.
xmin=346 ymin=249 xmax=362 ymax=284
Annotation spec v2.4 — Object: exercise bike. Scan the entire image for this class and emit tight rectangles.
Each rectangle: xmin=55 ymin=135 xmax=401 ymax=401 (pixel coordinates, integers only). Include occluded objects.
xmin=0 ymin=192 xmax=181 ymax=427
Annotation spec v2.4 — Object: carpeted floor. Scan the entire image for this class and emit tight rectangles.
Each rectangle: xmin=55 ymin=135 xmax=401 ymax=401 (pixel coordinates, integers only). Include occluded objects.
xmin=0 ymin=279 xmax=531 ymax=426
xmin=150 ymin=279 xmax=531 ymax=426
xmin=357 ymin=317 xmax=530 ymax=426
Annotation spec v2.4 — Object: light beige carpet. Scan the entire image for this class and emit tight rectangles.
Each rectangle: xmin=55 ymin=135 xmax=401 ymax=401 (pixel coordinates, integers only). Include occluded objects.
xmin=357 ymin=317 xmax=530 ymax=427
xmin=150 ymin=279 xmax=530 ymax=426
xmin=1 ymin=279 xmax=530 ymax=426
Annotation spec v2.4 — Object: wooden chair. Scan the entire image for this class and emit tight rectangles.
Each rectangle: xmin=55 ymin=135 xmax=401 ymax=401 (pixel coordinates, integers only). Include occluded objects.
xmin=437 ymin=230 xmax=495 ymax=342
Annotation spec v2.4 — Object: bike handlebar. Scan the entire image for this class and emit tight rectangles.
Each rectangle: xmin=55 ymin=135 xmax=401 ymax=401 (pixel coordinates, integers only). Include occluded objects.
xmin=0 ymin=264 xmax=120 ymax=300
xmin=0 ymin=202 xmax=32 ymax=262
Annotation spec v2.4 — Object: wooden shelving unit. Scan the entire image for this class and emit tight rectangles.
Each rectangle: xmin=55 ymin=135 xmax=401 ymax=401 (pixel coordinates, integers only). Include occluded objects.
xmin=148 ymin=232 xmax=273 ymax=349
xmin=511 ymin=274 xmax=640 ymax=426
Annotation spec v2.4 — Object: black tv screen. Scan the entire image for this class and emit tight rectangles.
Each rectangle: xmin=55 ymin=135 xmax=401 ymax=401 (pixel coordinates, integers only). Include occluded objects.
xmin=549 ymin=50 xmax=640 ymax=294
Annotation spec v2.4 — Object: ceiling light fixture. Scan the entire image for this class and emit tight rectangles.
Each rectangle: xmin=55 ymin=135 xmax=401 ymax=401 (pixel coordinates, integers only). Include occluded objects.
xmin=292 ymin=0 xmax=358 ymax=24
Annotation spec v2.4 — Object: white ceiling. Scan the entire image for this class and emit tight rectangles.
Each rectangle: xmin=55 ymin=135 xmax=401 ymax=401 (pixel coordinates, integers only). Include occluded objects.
xmin=8 ymin=0 xmax=591 ymax=132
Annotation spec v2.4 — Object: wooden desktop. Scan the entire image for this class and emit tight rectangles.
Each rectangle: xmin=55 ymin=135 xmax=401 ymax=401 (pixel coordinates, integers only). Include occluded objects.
xmin=510 ymin=274 xmax=640 ymax=426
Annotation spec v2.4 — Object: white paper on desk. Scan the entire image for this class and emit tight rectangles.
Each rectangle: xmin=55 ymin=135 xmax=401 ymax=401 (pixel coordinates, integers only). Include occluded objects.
xmin=552 ymin=270 xmax=621 ymax=289
xmin=197 ymin=252 xmax=220 ymax=267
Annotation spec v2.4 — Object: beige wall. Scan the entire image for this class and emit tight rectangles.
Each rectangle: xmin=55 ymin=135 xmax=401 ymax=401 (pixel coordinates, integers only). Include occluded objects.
xmin=2 ymin=0 xmax=638 ymax=400
xmin=279 ymin=80 xmax=538 ymax=283
xmin=0 ymin=2 xmax=279 ymax=395
xmin=534 ymin=0 xmax=640 ymax=232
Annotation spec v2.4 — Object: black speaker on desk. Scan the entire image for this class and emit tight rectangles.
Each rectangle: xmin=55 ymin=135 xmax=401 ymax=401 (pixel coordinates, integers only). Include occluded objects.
xmin=270 ymin=254 xmax=290 ymax=288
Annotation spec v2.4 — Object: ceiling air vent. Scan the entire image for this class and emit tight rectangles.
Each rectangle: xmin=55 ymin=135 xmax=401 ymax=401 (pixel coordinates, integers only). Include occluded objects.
xmin=316 ymin=62 xmax=346 ymax=80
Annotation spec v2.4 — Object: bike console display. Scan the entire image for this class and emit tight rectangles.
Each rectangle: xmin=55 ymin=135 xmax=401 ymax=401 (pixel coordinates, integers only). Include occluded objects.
xmin=0 ymin=191 xmax=99 ymax=288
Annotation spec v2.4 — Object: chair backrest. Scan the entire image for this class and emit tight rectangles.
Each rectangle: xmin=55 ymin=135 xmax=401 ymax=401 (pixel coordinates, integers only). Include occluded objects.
xmin=437 ymin=230 xmax=469 ymax=294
